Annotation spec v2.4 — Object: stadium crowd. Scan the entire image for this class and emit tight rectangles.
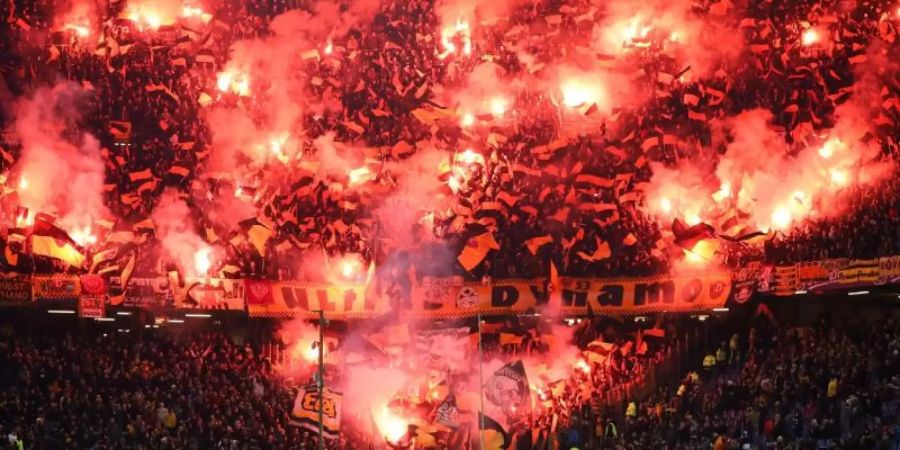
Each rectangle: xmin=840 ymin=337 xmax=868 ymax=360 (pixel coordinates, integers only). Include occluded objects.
xmin=0 ymin=0 xmax=897 ymax=283
xmin=0 ymin=307 xmax=897 ymax=450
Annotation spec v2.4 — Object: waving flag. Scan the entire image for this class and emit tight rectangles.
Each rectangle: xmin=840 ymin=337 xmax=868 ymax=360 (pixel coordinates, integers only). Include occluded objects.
xmin=32 ymin=218 xmax=85 ymax=267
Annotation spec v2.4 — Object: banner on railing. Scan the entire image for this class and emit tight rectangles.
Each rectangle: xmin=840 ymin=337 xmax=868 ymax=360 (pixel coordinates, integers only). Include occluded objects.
xmin=169 ymin=276 xmax=244 ymax=310
xmin=0 ymin=275 xmax=32 ymax=303
xmin=78 ymin=275 xmax=106 ymax=318
xmin=109 ymin=277 xmax=172 ymax=308
xmin=558 ymin=272 xmax=732 ymax=314
xmin=769 ymin=256 xmax=900 ymax=295
xmin=32 ymin=275 xmax=80 ymax=301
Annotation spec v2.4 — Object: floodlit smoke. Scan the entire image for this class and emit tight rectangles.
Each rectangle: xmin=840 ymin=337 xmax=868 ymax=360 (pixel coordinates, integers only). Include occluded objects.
xmin=645 ymin=106 xmax=893 ymax=246
xmin=590 ymin=0 xmax=743 ymax=77
xmin=11 ymin=83 xmax=108 ymax=237
xmin=152 ymin=191 xmax=219 ymax=277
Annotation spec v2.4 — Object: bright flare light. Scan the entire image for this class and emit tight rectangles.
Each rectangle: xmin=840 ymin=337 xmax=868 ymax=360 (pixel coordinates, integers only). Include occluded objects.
xmin=64 ymin=24 xmax=90 ymax=37
xmin=659 ymin=197 xmax=673 ymax=213
xmin=489 ymin=97 xmax=508 ymax=117
xmin=771 ymin=208 xmax=792 ymax=230
xmin=216 ymin=71 xmax=251 ymax=96
xmin=438 ymin=18 xmax=472 ymax=59
xmin=69 ymin=227 xmax=96 ymax=246
xmin=373 ymin=405 xmax=408 ymax=443
xmin=575 ymin=358 xmax=590 ymax=374
xmin=819 ymin=138 xmax=843 ymax=159
xmin=348 ymin=167 xmax=372 ymax=186
xmin=830 ymin=168 xmax=849 ymax=186
xmin=801 ymin=28 xmax=820 ymax=46
xmin=460 ymin=113 xmax=475 ymax=127
xmin=194 ymin=248 xmax=212 ymax=275
xmin=560 ymin=80 xmax=601 ymax=108
xmin=456 ymin=149 xmax=484 ymax=165
xmin=18 ymin=176 xmax=28 ymax=191
xmin=324 ymin=41 xmax=334 ymax=55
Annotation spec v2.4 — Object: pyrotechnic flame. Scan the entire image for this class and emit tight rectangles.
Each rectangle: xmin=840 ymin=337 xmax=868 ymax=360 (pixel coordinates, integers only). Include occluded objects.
xmin=69 ymin=226 xmax=96 ymax=246
xmin=348 ymin=167 xmax=372 ymax=186
xmin=818 ymin=138 xmax=844 ymax=159
xmin=829 ymin=168 xmax=848 ymax=187
xmin=801 ymin=28 xmax=820 ymax=46
xmin=456 ymin=149 xmax=483 ymax=166
xmin=460 ymin=113 xmax=475 ymax=127
xmin=659 ymin=197 xmax=673 ymax=213
xmin=770 ymin=207 xmax=792 ymax=231
xmin=560 ymin=80 xmax=602 ymax=108
xmin=324 ymin=41 xmax=334 ymax=55
xmin=575 ymin=358 xmax=590 ymax=374
xmin=685 ymin=213 xmax=702 ymax=226
xmin=712 ymin=183 xmax=731 ymax=203
xmin=216 ymin=71 xmax=251 ymax=96
xmin=182 ymin=5 xmax=212 ymax=22
xmin=373 ymin=405 xmax=407 ymax=443
xmin=684 ymin=239 xmax=716 ymax=264
xmin=622 ymin=18 xmax=652 ymax=47
xmin=489 ymin=97 xmax=508 ymax=117
xmin=64 ymin=24 xmax=90 ymax=37
xmin=438 ymin=18 xmax=472 ymax=59
xmin=447 ymin=176 xmax=461 ymax=193
xmin=194 ymin=247 xmax=212 ymax=275
xmin=18 ymin=176 xmax=28 ymax=191
xmin=234 ymin=185 xmax=243 ymax=198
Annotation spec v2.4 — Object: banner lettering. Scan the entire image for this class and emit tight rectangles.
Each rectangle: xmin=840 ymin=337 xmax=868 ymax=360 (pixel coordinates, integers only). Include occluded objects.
xmin=0 ymin=276 xmax=31 ymax=303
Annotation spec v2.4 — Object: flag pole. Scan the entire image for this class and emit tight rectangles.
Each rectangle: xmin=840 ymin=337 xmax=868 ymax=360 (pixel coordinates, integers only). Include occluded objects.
xmin=478 ymin=313 xmax=486 ymax=450
xmin=316 ymin=309 xmax=326 ymax=450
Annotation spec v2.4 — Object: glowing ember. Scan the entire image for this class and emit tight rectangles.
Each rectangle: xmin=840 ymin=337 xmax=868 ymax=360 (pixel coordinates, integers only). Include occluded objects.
xmin=373 ymin=405 xmax=407 ymax=443
xmin=194 ymin=248 xmax=212 ymax=275
xmin=801 ymin=28 xmax=820 ymax=46
xmin=460 ymin=113 xmax=475 ymax=127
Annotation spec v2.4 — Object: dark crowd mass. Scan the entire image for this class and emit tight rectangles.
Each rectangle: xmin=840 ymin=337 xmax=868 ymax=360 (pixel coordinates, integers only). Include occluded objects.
xmin=0 ymin=0 xmax=897 ymax=284
xmin=0 ymin=305 xmax=898 ymax=450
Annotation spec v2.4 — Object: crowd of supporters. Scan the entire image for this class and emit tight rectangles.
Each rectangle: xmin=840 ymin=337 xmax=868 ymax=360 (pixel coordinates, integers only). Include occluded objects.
xmin=0 ymin=305 xmax=897 ymax=450
xmin=0 ymin=0 xmax=897 ymax=283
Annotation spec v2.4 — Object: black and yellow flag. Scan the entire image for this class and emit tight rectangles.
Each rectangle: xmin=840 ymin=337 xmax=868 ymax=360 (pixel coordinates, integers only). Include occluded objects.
xmin=291 ymin=385 xmax=343 ymax=439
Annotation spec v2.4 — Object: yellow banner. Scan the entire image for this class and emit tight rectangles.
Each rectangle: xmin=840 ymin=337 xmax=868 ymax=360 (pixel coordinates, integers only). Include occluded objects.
xmin=839 ymin=259 xmax=880 ymax=284
xmin=879 ymin=256 xmax=900 ymax=283
xmin=291 ymin=386 xmax=342 ymax=438
xmin=250 ymin=282 xmax=380 ymax=318
xmin=774 ymin=265 xmax=798 ymax=296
